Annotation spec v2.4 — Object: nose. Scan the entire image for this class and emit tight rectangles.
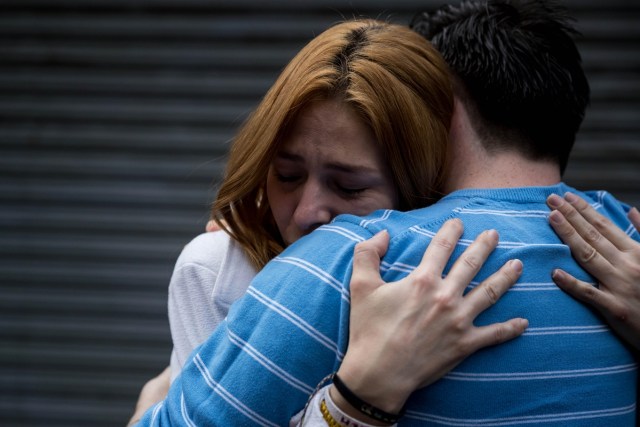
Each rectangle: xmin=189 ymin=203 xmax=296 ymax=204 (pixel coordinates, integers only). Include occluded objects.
xmin=292 ymin=181 xmax=333 ymax=236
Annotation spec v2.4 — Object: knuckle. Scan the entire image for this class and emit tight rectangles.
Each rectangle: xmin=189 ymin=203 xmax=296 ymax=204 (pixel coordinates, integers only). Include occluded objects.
xmin=493 ymin=325 xmax=507 ymax=343
xmin=558 ymin=222 xmax=577 ymax=238
xmin=452 ymin=313 xmax=467 ymax=331
xmin=433 ymin=236 xmax=455 ymax=251
xmin=461 ymin=254 xmax=480 ymax=270
xmin=577 ymin=244 xmax=598 ymax=264
xmin=433 ymin=291 xmax=456 ymax=310
xmin=610 ymin=305 xmax=630 ymax=323
xmin=591 ymin=215 xmax=612 ymax=232
xmin=506 ymin=267 xmax=520 ymax=283
xmin=499 ymin=264 xmax=518 ymax=284
xmin=412 ymin=269 xmax=438 ymax=287
xmin=483 ymin=283 xmax=499 ymax=305
xmin=583 ymin=226 xmax=602 ymax=245
xmin=568 ymin=194 xmax=590 ymax=213
xmin=573 ymin=197 xmax=589 ymax=211
xmin=563 ymin=205 xmax=579 ymax=220
xmin=582 ymin=284 xmax=599 ymax=302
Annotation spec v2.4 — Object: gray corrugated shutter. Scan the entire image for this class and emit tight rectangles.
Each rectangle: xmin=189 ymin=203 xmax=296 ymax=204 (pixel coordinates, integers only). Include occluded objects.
xmin=565 ymin=1 xmax=640 ymax=205
xmin=0 ymin=1 xmax=638 ymax=426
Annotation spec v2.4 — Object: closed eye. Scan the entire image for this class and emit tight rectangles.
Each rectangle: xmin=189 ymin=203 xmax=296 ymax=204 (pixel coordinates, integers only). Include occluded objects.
xmin=337 ymin=185 xmax=367 ymax=197
xmin=275 ymin=173 xmax=300 ymax=183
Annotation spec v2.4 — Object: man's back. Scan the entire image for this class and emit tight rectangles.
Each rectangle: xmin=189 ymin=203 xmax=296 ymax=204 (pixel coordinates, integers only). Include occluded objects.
xmin=160 ymin=183 xmax=637 ymax=426
xmin=379 ymin=185 xmax=636 ymax=425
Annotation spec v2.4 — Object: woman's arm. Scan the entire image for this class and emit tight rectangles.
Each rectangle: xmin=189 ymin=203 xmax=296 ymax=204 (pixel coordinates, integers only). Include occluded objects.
xmin=547 ymin=192 xmax=640 ymax=351
xmin=130 ymin=231 xmax=255 ymax=425
xmin=127 ymin=367 xmax=171 ymax=427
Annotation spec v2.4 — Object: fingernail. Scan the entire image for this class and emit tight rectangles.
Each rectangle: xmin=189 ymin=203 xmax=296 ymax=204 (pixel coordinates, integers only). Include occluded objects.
xmin=552 ymin=269 xmax=565 ymax=280
xmin=548 ymin=210 xmax=563 ymax=224
xmin=519 ymin=318 xmax=529 ymax=329
xmin=510 ymin=259 xmax=523 ymax=273
xmin=485 ymin=229 xmax=498 ymax=239
xmin=547 ymin=193 xmax=562 ymax=208
xmin=564 ymin=192 xmax=578 ymax=203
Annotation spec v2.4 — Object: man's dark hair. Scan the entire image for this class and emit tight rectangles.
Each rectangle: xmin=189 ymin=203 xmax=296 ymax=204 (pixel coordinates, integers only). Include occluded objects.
xmin=411 ymin=0 xmax=590 ymax=174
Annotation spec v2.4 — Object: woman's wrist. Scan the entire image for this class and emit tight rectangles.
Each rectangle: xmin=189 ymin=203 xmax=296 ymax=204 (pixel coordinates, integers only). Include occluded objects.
xmin=328 ymin=362 xmax=409 ymax=426
xmin=334 ymin=353 xmax=413 ymax=416
xmin=325 ymin=384 xmax=397 ymax=427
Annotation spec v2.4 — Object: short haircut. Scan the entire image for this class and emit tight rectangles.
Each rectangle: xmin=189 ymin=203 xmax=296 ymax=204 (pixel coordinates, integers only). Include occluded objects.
xmin=411 ymin=0 xmax=590 ymax=173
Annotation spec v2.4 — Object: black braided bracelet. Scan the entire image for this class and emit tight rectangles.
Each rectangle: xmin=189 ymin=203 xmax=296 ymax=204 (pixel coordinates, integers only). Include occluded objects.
xmin=332 ymin=373 xmax=405 ymax=424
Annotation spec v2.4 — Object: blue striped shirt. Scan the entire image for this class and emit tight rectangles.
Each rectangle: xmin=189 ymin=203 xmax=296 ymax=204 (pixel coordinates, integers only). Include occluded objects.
xmin=140 ymin=184 xmax=638 ymax=426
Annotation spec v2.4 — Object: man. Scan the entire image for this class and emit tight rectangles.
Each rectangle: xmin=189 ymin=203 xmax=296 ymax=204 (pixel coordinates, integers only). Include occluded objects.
xmin=321 ymin=1 xmax=640 ymax=424
xmin=137 ymin=1 xmax=639 ymax=425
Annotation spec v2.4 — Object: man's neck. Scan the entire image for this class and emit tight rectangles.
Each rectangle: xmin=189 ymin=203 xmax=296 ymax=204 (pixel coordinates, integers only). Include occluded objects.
xmin=444 ymin=150 xmax=562 ymax=193
xmin=444 ymin=98 xmax=563 ymax=194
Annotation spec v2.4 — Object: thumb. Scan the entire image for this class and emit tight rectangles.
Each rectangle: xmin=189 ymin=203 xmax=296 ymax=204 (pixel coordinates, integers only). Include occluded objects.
xmin=351 ymin=230 xmax=389 ymax=295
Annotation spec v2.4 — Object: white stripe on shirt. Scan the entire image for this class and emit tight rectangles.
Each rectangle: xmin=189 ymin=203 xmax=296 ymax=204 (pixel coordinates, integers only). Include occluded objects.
xmin=247 ymin=287 xmax=344 ymax=359
xmin=523 ymin=325 xmax=610 ymax=336
xmin=319 ymin=224 xmax=366 ymax=242
xmin=227 ymin=329 xmax=315 ymax=395
xmin=272 ymin=256 xmax=350 ymax=303
xmin=453 ymin=207 xmax=550 ymax=218
xmin=405 ymin=403 xmax=636 ymax=426
xmin=443 ymin=363 xmax=637 ymax=381
xmin=180 ymin=393 xmax=196 ymax=427
xmin=360 ymin=209 xmax=393 ymax=228
xmin=194 ymin=354 xmax=280 ymax=427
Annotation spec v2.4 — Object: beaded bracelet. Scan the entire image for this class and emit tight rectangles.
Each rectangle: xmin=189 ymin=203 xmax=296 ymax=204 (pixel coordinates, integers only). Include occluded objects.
xmin=332 ymin=373 xmax=405 ymax=424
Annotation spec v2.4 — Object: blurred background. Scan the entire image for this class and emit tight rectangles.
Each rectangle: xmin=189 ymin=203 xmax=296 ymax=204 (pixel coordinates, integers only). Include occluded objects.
xmin=0 ymin=0 xmax=638 ymax=425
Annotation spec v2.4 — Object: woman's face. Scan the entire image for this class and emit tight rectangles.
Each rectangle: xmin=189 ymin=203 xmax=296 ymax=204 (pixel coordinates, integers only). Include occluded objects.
xmin=266 ymin=99 xmax=398 ymax=246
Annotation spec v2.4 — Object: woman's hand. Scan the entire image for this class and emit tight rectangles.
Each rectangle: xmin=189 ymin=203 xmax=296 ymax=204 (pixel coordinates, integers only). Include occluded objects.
xmin=547 ymin=192 xmax=640 ymax=351
xmin=206 ymin=220 xmax=220 ymax=232
xmin=332 ymin=219 xmax=528 ymax=421
xmin=206 ymin=219 xmax=229 ymax=233
xmin=127 ymin=366 xmax=171 ymax=426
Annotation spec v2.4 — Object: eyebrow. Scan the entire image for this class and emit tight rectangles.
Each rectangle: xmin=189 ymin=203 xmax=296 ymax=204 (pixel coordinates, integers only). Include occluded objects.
xmin=274 ymin=151 xmax=380 ymax=175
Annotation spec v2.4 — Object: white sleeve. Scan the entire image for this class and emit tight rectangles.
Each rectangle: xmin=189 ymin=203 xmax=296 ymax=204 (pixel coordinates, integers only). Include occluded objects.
xmin=290 ymin=386 xmax=326 ymax=427
xmin=167 ymin=231 xmax=256 ymax=382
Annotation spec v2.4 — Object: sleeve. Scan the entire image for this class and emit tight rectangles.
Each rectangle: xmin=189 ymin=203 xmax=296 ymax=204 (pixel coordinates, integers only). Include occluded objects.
xmin=137 ymin=221 xmax=371 ymax=426
xmin=167 ymin=232 xmax=227 ymax=381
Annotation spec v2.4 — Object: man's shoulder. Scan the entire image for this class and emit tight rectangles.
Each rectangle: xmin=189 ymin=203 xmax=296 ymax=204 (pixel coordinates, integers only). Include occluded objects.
xmin=329 ymin=204 xmax=457 ymax=239
xmin=575 ymin=187 xmax=630 ymax=210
